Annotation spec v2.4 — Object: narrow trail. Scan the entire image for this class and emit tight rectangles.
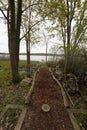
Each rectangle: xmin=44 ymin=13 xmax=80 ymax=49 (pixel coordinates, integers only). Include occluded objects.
xmin=22 ymin=67 xmax=73 ymax=130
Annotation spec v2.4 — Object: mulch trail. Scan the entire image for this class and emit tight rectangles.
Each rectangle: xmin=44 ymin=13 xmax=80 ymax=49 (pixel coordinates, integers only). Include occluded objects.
xmin=21 ymin=67 xmax=73 ymax=130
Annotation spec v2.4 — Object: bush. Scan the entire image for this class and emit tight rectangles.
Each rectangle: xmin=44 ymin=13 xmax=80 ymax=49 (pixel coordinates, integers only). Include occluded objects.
xmin=59 ymin=47 xmax=87 ymax=86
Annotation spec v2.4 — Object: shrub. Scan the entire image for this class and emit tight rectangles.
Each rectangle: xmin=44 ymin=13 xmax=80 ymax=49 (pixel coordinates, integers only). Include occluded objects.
xmin=59 ymin=47 xmax=87 ymax=86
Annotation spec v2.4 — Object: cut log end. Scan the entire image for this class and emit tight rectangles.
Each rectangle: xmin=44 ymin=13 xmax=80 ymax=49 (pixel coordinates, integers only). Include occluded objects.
xmin=41 ymin=104 xmax=50 ymax=112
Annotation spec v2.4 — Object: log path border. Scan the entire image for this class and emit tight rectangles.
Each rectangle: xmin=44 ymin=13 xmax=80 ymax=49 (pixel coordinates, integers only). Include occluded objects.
xmin=0 ymin=104 xmax=24 ymax=121
xmin=14 ymin=108 xmax=27 ymax=130
xmin=51 ymin=73 xmax=81 ymax=130
xmin=50 ymin=70 xmax=87 ymax=130
xmin=25 ymin=69 xmax=39 ymax=104
xmin=0 ymin=104 xmax=26 ymax=130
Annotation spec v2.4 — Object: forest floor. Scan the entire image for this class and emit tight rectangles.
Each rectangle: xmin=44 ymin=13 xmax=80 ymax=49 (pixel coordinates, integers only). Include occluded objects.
xmin=21 ymin=66 xmax=73 ymax=130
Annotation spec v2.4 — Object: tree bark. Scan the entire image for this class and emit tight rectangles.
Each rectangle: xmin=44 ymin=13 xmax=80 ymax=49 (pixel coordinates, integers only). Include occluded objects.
xmin=26 ymin=0 xmax=31 ymax=77
xmin=64 ymin=0 xmax=71 ymax=73
xmin=26 ymin=37 xmax=31 ymax=77
xmin=8 ymin=0 xmax=22 ymax=83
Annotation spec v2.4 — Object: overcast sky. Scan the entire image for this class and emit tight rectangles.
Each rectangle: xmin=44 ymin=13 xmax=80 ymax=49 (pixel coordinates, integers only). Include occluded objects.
xmin=0 ymin=19 xmax=46 ymax=53
xmin=0 ymin=13 xmax=59 ymax=54
xmin=0 ymin=11 xmax=63 ymax=61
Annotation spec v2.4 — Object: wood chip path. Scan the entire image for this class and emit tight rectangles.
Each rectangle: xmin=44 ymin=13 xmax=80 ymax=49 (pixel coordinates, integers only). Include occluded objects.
xmin=21 ymin=67 xmax=73 ymax=130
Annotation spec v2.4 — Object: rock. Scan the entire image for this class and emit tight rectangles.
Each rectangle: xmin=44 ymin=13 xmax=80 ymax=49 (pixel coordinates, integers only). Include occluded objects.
xmin=19 ymin=67 xmax=27 ymax=74
xmin=20 ymin=78 xmax=32 ymax=86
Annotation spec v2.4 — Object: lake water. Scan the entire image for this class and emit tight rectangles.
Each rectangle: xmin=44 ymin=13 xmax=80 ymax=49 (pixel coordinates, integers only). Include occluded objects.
xmin=19 ymin=55 xmax=47 ymax=61
xmin=0 ymin=53 xmax=63 ymax=62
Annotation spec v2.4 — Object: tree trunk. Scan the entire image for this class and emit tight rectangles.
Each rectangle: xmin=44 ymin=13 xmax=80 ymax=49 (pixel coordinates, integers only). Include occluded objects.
xmin=26 ymin=39 xmax=30 ymax=77
xmin=46 ymin=42 xmax=48 ymax=64
xmin=7 ymin=0 xmax=22 ymax=83
xmin=26 ymin=0 xmax=31 ymax=77
xmin=64 ymin=0 xmax=71 ymax=73
xmin=9 ymin=34 xmax=19 ymax=83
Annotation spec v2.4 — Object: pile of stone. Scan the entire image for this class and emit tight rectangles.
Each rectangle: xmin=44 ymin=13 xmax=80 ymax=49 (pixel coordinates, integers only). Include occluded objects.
xmin=63 ymin=74 xmax=79 ymax=95
xmin=20 ymin=78 xmax=32 ymax=86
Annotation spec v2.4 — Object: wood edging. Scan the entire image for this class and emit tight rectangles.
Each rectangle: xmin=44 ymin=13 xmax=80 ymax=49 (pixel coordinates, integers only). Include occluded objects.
xmin=0 ymin=104 xmax=27 ymax=130
xmin=25 ymin=69 xmax=38 ymax=104
xmin=50 ymin=70 xmax=84 ymax=130
xmin=52 ymin=75 xmax=81 ymax=130
xmin=0 ymin=104 xmax=24 ymax=120
xmin=67 ymin=108 xmax=87 ymax=130
xmin=67 ymin=109 xmax=81 ymax=130
xmin=14 ymin=108 xmax=27 ymax=130
xmin=51 ymin=72 xmax=70 ymax=108
xmin=63 ymin=83 xmax=74 ymax=106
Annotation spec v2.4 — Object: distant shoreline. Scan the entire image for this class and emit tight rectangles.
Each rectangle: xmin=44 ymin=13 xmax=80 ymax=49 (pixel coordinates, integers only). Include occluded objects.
xmin=0 ymin=53 xmax=63 ymax=61
xmin=0 ymin=52 xmax=63 ymax=56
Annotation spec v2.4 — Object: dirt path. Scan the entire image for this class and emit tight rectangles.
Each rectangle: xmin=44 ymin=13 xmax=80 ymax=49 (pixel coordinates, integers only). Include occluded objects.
xmin=21 ymin=67 xmax=73 ymax=130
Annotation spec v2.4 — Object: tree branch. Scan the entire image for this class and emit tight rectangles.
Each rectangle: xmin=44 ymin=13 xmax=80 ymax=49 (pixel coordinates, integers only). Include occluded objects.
xmin=30 ymin=19 xmax=44 ymax=29
xmin=22 ymin=2 xmax=43 ymax=13
xmin=20 ymin=19 xmax=44 ymax=41
xmin=0 ymin=8 xmax=8 ymax=20
xmin=76 ymin=26 xmax=87 ymax=45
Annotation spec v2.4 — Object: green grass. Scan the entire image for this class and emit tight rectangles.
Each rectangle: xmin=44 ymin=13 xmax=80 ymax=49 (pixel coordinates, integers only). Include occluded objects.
xmin=0 ymin=60 xmax=39 ymax=114
xmin=75 ymin=112 xmax=87 ymax=128
xmin=0 ymin=60 xmax=39 ymax=87
xmin=0 ymin=60 xmax=11 ymax=87
xmin=76 ymin=112 xmax=86 ymax=122
xmin=6 ymin=108 xmax=21 ymax=124
xmin=19 ymin=60 xmax=40 ymax=68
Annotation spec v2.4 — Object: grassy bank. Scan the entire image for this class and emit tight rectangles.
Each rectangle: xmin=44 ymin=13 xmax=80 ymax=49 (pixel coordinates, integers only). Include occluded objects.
xmin=0 ymin=60 xmax=40 ymax=113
